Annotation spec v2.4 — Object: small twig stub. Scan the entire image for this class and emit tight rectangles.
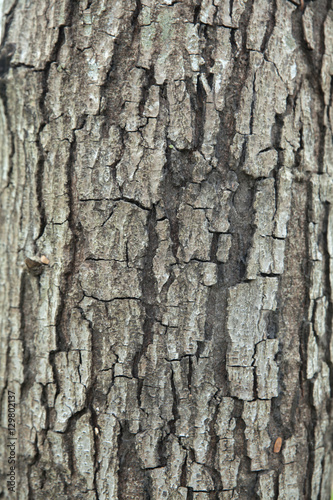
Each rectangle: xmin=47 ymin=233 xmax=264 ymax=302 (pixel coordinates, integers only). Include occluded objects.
xmin=25 ymin=258 xmax=43 ymax=276
xmin=25 ymin=255 xmax=50 ymax=275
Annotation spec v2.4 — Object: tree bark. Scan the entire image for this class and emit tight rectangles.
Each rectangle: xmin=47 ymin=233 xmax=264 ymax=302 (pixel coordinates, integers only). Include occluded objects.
xmin=1 ymin=0 xmax=333 ymax=498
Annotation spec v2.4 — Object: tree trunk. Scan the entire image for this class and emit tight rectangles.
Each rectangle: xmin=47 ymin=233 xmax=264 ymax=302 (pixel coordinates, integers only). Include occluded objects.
xmin=1 ymin=0 xmax=333 ymax=498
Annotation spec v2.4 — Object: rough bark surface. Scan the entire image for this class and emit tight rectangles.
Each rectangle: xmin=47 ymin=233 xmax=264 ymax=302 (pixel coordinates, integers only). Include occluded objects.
xmin=0 ymin=0 xmax=333 ymax=499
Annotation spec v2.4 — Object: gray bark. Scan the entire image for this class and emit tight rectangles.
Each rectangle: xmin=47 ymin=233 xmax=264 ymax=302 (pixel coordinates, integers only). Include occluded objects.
xmin=0 ymin=0 xmax=333 ymax=498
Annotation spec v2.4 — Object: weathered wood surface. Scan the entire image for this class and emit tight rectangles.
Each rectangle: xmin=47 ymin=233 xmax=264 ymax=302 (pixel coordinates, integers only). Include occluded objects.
xmin=0 ymin=0 xmax=333 ymax=498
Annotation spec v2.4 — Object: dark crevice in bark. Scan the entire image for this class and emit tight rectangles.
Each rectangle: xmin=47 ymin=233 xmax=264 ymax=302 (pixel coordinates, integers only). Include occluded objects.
xmin=120 ymin=196 xmax=150 ymax=211
xmin=260 ymin=0 xmax=277 ymax=53
xmin=252 ymin=474 xmax=261 ymax=500
xmin=294 ymin=123 xmax=304 ymax=171
xmin=304 ymin=380 xmax=318 ymax=498
xmin=209 ymin=231 xmax=219 ymax=263
xmin=157 ymin=432 xmax=168 ymax=467
xmin=204 ymin=24 xmax=218 ymax=69
xmin=117 ymin=420 xmax=150 ymax=499
xmin=322 ymin=201 xmax=333 ymax=421
xmin=227 ymin=172 xmax=256 ymax=285
xmin=136 ymin=378 xmax=144 ymax=408
xmin=161 ymin=140 xmax=183 ymax=261
xmin=131 ymin=0 xmax=142 ymax=28
xmin=27 ymin=432 xmax=41 ymax=499
xmin=267 ymin=310 xmax=279 ymax=339
xmin=132 ymin=206 xmax=158 ymax=390
xmin=233 ymin=405 xmax=257 ymax=498
xmin=80 ymin=195 xmax=149 ymax=211
xmin=189 ymin=24 xmax=216 ymax=151
xmin=19 ymin=274 xmax=37 ymax=400
xmin=82 ymin=293 xmax=141 ymax=303
xmin=35 ymin=152 xmax=47 ymax=243
xmin=193 ymin=4 xmax=201 ymax=25
xmin=187 ymin=356 xmax=193 ymax=395
xmin=190 ymin=74 xmax=206 ymax=151
xmin=207 ymin=401 xmax=223 ymax=493
xmin=159 ymin=268 xmax=177 ymax=328
xmin=91 ymin=407 xmax=101 ymax=498
xmin=180 ymin=452 xmax=188 ymax=486
xmin=48 ymin=351 xmax=61 ymax=410
xmin=329 ymin=75 xmax=333 ymax=123
xmin=63 ymin=406 xmax=89 ymax=437
xmin=186 ymin=487 xmax=194 ymax=499
xmin=139 ymin=67 xmax=156 ymax=117
xmin=249 ymin=72 xmax=257 ymax=136
xmin=0 ymin=42 xmax=15 ymax=76
xmin=271 ymin=110 xmax=286 ymax=166
xmin=316 ymin=80 xmax=329 ymax=174
xmin=316 ymin=453 xmax=325 ymax=500
xmin=253 ymin=345 xmax=259 ymax=400
xmin=168 ymin=365 xmax=180 ymax=435
xmin=40 ymin=381 xmax=51 ymax=437
xmin=229 ymin=0 xmax=234 ymax=18
xmin=0 ymin=331 xmax=11 ymax=436
xmin=207 ymin=267 xmax=228 ymax=391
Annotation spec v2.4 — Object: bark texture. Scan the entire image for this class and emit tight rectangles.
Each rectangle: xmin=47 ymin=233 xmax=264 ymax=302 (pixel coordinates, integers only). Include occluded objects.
xmin=0 ymin=0 xmax=333 ymax=498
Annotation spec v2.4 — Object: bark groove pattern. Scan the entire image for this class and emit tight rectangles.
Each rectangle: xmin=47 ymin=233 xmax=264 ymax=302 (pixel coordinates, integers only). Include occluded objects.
xmin=0 ymin=0 xmax=333 ymax=498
